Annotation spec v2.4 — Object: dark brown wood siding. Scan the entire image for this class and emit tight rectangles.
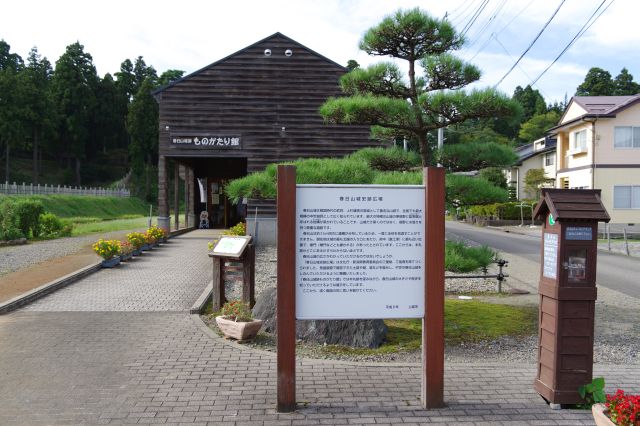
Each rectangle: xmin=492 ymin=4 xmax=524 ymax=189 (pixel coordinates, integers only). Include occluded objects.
xmin=156 ymin=33 xmax=374 ymax=175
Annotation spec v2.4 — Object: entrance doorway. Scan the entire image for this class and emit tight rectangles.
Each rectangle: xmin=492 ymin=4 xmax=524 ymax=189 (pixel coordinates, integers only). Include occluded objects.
xmin=188 ymin=157 xmax=247 ymax=229
xmin=206 ymin=178 xmax=244 ymax=228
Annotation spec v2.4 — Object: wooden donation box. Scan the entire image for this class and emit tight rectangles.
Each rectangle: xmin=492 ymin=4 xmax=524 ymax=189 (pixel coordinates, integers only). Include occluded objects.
xmin=532 ymin=189 xmax=609 ymax=405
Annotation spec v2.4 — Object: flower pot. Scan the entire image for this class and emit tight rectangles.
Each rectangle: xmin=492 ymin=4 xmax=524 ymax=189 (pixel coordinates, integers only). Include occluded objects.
xmin=215 ymin=316 xmax=262 ymax=341
xmin=101 ymin=256 xmax=121 ymax=268
xmin=592 ymin=404 xmax=615 ymax=426
xmin=142 ymin=244 xmax=152 ymax=251
xmin=120 ymin=252 xmax=133 ymax=262
xmin=132 ymin=248 xmax=142 ymax=256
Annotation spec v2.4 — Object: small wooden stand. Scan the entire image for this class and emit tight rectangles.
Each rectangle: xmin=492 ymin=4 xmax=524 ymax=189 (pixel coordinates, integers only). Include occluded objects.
xmin=209 ymin=236 xmax=255 ymax=310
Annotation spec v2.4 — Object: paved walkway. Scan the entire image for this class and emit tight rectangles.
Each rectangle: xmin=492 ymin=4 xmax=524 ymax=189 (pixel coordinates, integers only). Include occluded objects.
xmin=1 ymin=230 xmax=639 ymax=425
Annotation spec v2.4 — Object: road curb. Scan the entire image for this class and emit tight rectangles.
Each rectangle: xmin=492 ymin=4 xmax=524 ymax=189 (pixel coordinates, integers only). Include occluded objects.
xmin=190 ymin=281 xmax=212 ymax=314
xmin=0 ymin=262 xmax=102 ymax=315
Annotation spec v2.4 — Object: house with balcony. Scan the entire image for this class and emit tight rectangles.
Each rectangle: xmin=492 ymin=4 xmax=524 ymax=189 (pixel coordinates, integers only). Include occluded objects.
xmin=548 ymin=95 xmax=640 ymax=224
xmin=505 ymin=136 xmax=557 ymax=200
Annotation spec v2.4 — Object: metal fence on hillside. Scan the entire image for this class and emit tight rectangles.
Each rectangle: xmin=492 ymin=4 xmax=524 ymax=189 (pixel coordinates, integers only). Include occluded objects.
xmin=1 ymin=182 xmax=130 ymax=197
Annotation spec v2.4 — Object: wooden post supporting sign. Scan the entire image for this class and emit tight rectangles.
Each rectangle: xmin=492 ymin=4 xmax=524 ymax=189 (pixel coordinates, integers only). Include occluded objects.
xmin=422 ymin=167 xmax=445 ymax=408
xmin=276 ymin=165 xmax=296 ymax=412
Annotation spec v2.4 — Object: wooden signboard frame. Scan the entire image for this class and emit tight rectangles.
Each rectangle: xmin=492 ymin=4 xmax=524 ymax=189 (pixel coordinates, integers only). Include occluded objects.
xmin=276 ymin=165 xmax=444 ymax=412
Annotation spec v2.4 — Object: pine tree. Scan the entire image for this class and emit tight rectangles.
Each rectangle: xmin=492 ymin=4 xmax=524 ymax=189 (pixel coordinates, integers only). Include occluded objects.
xmin=51 ymin=42 xmax=99 ymax=185
xmin=613 ymin=68 xmax=639 ymax=95
xmin=319 ymin=8 xmax=518 ymax=167
xmin=575 ymin=67 xmax=614 ymax=96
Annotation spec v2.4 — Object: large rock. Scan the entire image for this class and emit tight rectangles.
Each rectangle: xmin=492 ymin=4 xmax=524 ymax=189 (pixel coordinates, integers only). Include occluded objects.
xmin=252 ymin=287 xmax=388 ymax=348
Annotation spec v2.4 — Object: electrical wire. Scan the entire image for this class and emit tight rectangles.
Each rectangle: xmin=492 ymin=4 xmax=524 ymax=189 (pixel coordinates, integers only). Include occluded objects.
xmin=466 ymin=0 xmax=535 ymax=62
xmin=493 ymin=35 xmax=553 ymax=100
xmin=447 ymin=0 xmax=474 ymax=22
xmin=461 ymin=0 xmax=490 ymax=37
xmin=494 ymin=0 xmax=566 ymax=87
xmin=530 ymin=0 xmax=614 ymax=86
xmin=465 ymin=0 xmax=507 ymax=49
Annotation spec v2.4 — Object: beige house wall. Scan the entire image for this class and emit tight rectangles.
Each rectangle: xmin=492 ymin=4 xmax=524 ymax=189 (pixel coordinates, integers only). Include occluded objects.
xmin=593 ymin=107 xmax=640 ymax=164
xmin=557 ymin=168 xmax=591 ymax=189
xmin=595 ymin=168 xmax=640 ymax=223
xmin=560 ymin=102 xmax=587 ymax=123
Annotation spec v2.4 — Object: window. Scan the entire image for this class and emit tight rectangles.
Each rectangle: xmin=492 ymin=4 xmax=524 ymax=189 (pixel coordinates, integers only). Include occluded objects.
xmin=573 ymin=130 xmax=587 ymax=151
xmin=545 ymin=153 xmax=555 ymax=166
xmin=614 ymin=126 xmax=640 ymax=148
xmin=614 ymin=185 xmax=640 ymax=209
xmin=561 ymin=178 xmax=569 ymax=189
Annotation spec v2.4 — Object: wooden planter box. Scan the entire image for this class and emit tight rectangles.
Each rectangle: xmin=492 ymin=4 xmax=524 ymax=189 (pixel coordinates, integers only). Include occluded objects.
xmin=215 ymin=316 xmax=262 ymax=341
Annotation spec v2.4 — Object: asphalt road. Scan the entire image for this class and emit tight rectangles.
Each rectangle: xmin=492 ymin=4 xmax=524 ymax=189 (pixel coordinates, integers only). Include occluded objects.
xmin=446 ymin=221 xmax=640 ymax=299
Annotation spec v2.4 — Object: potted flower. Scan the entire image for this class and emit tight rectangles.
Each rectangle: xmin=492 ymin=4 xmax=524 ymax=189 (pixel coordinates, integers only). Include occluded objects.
xmin=147 ymin=225 xmax=166 ymax=244
xmin=143 ymin=231 xmax=157 ymax=250
xmin=215 ymin=300 xmax=262 ymax=341
xmin=127 ymin=232 xmax=146 ymax=255
xmin=93 ymin=239 xmax=121 ymax=268
xmin=119 ymin=240 xmax=134 ymax=261
xmin=593 ymin=389 xmax=639 ymax=426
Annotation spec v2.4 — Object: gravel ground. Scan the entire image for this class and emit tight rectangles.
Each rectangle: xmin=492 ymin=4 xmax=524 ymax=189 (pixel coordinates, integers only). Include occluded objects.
xmin=0 ymin=229 xmax=145 ymax=275
xmin=217 ymin=244 xmax=640 ymax=366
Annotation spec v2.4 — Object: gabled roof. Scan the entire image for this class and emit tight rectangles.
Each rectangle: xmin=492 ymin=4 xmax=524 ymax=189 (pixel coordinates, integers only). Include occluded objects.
xmin=551 ymin=94 xmax=640 ymax=133
xmin=533 ymin=189 xmax=610 ymax=222
xmin=573 ymin=95 xmax=640 ymax=115
xmin=153 ymin=32 xmax=346 ymax=95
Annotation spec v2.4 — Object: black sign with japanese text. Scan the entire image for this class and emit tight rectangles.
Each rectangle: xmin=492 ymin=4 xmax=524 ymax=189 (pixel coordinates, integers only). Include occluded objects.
xmin=170 ymin=135 xmax=242 ymax=149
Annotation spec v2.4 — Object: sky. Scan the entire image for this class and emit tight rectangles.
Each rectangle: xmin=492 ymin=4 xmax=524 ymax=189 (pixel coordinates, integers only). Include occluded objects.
xmin=1 ymin=0 xmax=637 ymax=104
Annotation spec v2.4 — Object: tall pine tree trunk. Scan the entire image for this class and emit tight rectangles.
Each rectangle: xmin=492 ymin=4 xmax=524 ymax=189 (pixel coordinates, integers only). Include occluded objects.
xmin=75 ymin=157 xmax=81 ymax=186
xmin=5 ymin=141 xmax=10 ymax=184
xmin=32 ymin=129 xmax=39 ymax=184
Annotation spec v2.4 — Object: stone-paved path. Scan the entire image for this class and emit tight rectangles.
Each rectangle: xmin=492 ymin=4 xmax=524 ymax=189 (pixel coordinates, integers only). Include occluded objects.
xmin=1 ymin=230 xmax=639 ymax=425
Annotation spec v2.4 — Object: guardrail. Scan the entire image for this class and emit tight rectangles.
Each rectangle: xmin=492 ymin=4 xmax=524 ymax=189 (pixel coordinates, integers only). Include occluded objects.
xmin=1 ymin=182 xmax=130 ymax=197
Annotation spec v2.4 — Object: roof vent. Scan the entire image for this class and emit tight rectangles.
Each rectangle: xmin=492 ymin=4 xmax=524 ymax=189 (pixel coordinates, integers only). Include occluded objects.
xmin=285 ymin=49 xmax=292 ymax=57
xmin=264 ymin=49 xmax=272 ymax=57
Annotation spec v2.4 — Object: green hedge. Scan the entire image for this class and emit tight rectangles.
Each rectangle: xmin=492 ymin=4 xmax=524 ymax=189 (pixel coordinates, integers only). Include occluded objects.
xmin=467 ymin=201 xmax=537 ymax=220
xmin=0 ymin=198 xmax=74 ymax=240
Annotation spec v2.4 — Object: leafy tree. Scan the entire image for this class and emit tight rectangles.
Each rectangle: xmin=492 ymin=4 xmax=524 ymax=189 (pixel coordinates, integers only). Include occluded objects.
xmin=576 ymin=67 xmax=613 ymax=96
xmin=518 ymin=111 xmax=560 ymax=142
xmin=346 ymin=59 xmax=360 ymax=71
xmin=319 ymin=8 xmax=518 ymax=167
xmin=512 ymin=85 xmax=546 ymax=122
xmin=127 ymin=77 xmax=158 ymax=201
xmin=524 ymin=168 xmax=553 ymax=199
xmin=479 ymin=167 xmax=507 ymax=189
xmin=613 ymin=68 xmax=639 ymax=95
xmin=0 ymin=40 xmax=25 ymax=182
xmin=20 ymin=47 xmax=56 ymax=183
xmin=51 ymin=42 xmax=99 ymax=185
xmin=157 ymin=69 xmax=184 ymax=88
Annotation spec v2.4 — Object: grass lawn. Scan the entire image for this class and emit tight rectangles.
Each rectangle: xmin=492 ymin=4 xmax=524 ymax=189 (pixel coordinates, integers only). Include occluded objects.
xmin=316 ymin=299 xmax=538 ymax=356
xmin=69 ymin=216 xmax=152 ymax=236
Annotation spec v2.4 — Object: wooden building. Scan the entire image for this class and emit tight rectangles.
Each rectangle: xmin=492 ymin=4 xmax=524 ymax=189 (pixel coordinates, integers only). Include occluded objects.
xmin=154 ymin=33 xmax=373 ymax=242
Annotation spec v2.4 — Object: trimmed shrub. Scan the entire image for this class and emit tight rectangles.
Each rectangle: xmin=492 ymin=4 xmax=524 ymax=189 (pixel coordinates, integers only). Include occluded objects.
xmin=466 ymin=201 xmax=537 ymax=220
xmin=39 ymin=213 xmax=73 ymax=238
xmin=350 ymin=147 xmax=421 ymax=171
xmin=14 ymin=199 xmax=45 ymax=238
xmin=372 ymin=171 xmax=422 ymax=185
xmin=446 ymin=174 xmax=509 ymax=208
xmin=0 ymin=200 xmax=24 ymax=240
xmin=445 ymin=241 xmax=496 ymax=273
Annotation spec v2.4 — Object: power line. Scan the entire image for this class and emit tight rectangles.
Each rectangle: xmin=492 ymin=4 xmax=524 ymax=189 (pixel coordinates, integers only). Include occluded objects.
xmin=530 ymin=0 xmax=614 ymax=86
xmin=460 ymin=0 xmax=490 ymax=37
xmin=493 ymin=35 xmax=553 ymax=100
xmin=449 ymin=0 xmax=480 ymax=27
xmin=447 ymin=0 xmax=474 ymax=22
xmin=494 ymin=0 xmax=566 ymax=87
xmin=465 ymin=0 xmax=507 ymax=49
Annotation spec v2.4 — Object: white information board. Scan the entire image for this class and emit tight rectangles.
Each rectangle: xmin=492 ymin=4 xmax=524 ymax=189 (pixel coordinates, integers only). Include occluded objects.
xmin=295 ymin=185 xmax=425 ymax=320
xmin=543 ymin=233 xmax=558 ymax=279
